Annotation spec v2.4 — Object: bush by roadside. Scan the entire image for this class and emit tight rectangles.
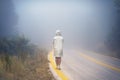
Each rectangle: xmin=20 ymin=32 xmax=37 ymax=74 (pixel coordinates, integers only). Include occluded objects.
xmin=0 ymin=37 xmax=55 ymax=80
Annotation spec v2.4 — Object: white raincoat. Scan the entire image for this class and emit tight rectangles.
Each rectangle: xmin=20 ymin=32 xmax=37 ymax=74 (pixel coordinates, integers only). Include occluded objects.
xmin=53 ymin=30 xmax=64 ymax=57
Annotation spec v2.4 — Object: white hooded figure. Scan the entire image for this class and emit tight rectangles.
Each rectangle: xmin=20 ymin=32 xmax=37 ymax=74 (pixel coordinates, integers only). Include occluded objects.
xmin=53 ymin=30 xmax=64 ymax=57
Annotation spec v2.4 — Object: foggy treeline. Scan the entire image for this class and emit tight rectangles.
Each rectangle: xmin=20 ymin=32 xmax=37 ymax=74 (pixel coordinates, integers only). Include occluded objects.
xmin=0 ymin=0 xmax=38 ymax=57
xmin=106 ymin=0 xmax=120 ymax=58
xmin=0 ymin=0 xmax=17 ymax=37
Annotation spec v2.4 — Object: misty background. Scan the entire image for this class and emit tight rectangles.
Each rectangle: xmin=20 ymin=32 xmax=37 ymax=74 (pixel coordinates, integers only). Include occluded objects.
xmin=0 ymin=0 xmax=120 ymax=57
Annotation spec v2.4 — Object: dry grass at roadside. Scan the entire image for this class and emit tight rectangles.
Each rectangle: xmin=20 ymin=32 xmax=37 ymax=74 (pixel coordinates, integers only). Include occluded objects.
xmin=0 ymin=49 xmax=55 ymax=80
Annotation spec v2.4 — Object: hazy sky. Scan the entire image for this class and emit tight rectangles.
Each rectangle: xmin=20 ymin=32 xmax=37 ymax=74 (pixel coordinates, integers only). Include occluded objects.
xmin=12 ymin=0 xmax=115 ymax=50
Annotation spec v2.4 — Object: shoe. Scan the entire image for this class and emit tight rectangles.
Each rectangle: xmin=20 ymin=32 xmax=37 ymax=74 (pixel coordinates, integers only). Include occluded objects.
xmin=58 ymin=65 xmax=61 ymax=70
xmin=58 ymin=67 xmax=61 ymax=70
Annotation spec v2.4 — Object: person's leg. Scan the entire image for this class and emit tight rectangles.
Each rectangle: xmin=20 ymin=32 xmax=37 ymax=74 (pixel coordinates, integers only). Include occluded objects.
xmin=59 ymin=57 xmax=61 ymax=65
xmin=55 ymin=57 xmax=59 ymax=69
xmin=58 ymin=57 xmax=61 ymax=70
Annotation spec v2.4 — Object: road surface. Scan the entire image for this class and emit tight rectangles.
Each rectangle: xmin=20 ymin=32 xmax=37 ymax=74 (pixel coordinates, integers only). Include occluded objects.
xmin=60 ymin=50 xmax=120 ymax=80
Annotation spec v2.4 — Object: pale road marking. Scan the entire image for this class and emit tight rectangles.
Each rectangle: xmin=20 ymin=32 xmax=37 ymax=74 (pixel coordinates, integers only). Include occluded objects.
xmin=79 ymin=53 xmax=120 ymax=72
xmin=49 ymin=52 xmax=69 ymax=80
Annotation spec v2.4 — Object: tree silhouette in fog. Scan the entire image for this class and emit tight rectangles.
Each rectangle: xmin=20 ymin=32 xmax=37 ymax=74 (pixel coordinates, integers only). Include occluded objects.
xmin=107 ymin=0 xmax=120 ymax=58
xmin=0 ymin=0 xmax=18 ymax=37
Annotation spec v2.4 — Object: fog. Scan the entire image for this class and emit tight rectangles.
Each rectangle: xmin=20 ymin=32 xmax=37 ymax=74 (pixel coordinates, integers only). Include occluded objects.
xmin=13 ymin=0 xmax=115 ymax=51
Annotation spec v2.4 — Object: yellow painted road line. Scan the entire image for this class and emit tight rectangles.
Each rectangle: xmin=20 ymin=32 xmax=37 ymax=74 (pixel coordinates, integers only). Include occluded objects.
xmin=79 ymin=53 xmax=120 ymax=72
xmin=49 ymin=52 xmax=69 ymax=80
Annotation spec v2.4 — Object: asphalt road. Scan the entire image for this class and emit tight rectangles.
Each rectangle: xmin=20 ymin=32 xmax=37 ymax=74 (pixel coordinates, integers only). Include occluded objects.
xmin=61 ymin=50 xmax=120 ymax=80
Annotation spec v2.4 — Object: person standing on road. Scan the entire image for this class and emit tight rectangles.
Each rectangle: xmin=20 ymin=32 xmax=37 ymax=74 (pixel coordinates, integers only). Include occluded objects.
xmin=53 ymin=30 xmax=64 ymax=70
